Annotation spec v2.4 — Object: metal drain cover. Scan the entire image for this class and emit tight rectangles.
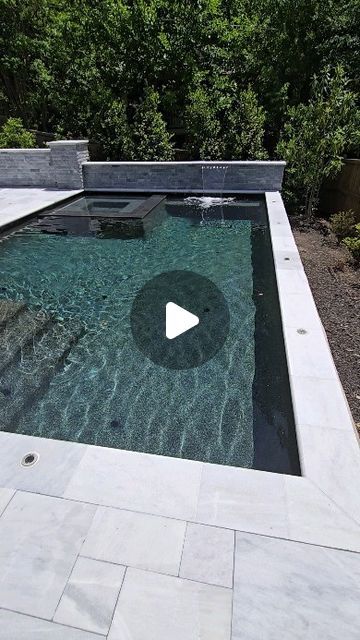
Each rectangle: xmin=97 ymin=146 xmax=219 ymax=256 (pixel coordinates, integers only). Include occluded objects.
xmin=21 ymin=452 xmax=40 ymax=467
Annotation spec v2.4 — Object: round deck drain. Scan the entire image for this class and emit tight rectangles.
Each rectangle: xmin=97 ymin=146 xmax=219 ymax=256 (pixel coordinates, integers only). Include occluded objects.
xmin=21 ymin=452 xmax=40 ymax=467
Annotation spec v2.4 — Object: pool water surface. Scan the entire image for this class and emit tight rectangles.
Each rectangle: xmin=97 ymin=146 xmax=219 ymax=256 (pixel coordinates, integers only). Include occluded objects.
xmin=0 ymin=195 xmax=300 ymax=474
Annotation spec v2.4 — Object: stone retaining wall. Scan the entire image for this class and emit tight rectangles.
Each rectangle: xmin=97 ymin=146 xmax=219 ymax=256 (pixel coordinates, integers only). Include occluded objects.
xmin=0 ymin=141 xmax=89 ymax=189
xmin=83 ymin=161 xmax=285 ymax=193
xmin=0 ymin=143 xmax=286 ymax=192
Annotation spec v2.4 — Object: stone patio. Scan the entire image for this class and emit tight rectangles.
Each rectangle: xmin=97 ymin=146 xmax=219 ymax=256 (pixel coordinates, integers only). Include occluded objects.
xmin=0 ymin=186 xmax=359 ymax=639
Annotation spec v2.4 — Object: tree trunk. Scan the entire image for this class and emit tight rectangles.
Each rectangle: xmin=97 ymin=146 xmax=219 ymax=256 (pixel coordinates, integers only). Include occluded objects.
xmin=305 ymin=186 xmax=317 ymax=218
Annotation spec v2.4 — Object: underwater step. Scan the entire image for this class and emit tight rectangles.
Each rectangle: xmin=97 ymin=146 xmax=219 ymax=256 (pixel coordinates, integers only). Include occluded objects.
xmin=0 ymin=317 xmax=85 ymax=428
xmin=0 ymin=306 xmax=52 ymax=374
xmin=0 ymin=299 xmax=26 ymax=329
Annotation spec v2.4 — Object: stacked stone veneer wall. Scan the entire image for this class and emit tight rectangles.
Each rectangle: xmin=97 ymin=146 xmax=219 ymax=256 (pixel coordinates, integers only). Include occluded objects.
xmin=0 ymin=140 xmax=89 ymax=189
xmin=83 ymin=161 xmax=286 ymax=192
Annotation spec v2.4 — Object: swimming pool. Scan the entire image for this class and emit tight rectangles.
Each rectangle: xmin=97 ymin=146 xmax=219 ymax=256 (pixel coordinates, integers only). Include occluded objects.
xmin=0 ymin=194 xmax=300 ymax=474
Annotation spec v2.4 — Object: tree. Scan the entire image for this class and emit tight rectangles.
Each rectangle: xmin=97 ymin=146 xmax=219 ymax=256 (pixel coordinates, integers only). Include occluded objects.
xmin=277 ymin=66 xmax=360 ymax=217
xmin=185 ymin=79 xmax=267 ymax=160
xmin=130 ymin=88 xmax=174 ymax=161
xmin=0 ymin=0 xmax=359 ymax=175
xmin=225 ymin=86 xmax=268 ymax=160
xmin=95 ymin=100 xmax=133 ymax=160
xmin=184 ymin=84 xmax=225 ymax=160
xmin=0 ymin=117 xmax=36 ymax=148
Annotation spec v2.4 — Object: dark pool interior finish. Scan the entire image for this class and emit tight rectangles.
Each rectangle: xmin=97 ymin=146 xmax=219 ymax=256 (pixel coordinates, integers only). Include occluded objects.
xmin=0 ymin=194 xmax=300 ymax=474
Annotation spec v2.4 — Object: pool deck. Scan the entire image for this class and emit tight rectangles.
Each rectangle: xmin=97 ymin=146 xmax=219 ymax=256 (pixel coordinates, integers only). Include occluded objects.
xmin=0 ymin=187 xmax=359 ymax=639
xmin=0 ymin=187 xmax=82 ymax=232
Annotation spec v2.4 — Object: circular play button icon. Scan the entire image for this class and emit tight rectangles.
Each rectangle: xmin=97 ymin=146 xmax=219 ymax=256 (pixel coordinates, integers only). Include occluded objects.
xmin=130 ymin=270 xmax=230 ymax=369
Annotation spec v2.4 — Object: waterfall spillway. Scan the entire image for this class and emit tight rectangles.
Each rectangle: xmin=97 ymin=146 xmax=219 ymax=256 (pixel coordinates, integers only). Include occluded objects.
xmin=184 ymin=164 xmax=234 ymax=223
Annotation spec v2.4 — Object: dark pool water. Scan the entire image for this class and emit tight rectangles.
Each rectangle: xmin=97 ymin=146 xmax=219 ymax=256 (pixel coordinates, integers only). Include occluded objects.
xmin=0 ymin=195 xmax=300 ymax=474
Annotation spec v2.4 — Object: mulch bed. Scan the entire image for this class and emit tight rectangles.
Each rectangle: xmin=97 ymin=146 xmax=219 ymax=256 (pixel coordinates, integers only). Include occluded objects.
xmin=291 ymin=216 xmax=360 ymax=428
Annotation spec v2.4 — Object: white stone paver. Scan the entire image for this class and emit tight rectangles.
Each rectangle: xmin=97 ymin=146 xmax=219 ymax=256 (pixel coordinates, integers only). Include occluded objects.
xmin=297 ymin=425 xmax=360 ymax=526
xmin=279 ymin=292 xmax=321 ymax=329
xmin=196 ymin=464 xmax=288 ymax=537
xmin=63 ymin=446 xmax=202 ymax=521
xmin=0 ymin=432 xmax=87 ymax=495
xmin=54 ymin=557 xmax=125 ymax=635
xmin=82 ymin=507 xmax=186 ymax=575
xmin=0 ymin=487 xmax=15 ymax=516
xmin=275 ymin=267 xmax=311 ymax=295
xmin=232 ymin=532 xmax=360 ymax=640
xmin=270 ymin=234 xmax=299 ymax=252
xmin=179 ymin=523 xmax=234 ymax=588
xmin=108 ymin=567 xmax=233 ymax=640
xmin=290 ymin=375 xmax=355 ymax=431
xmin=0 ymin=187 xmax=82 ymax=230
xmin=0 ymin=491 xmax=95 ymax=619
xmin=273 ymin=248 xmax=303 ymax=271
xmin=0 ymin=610 xmax=104 ymax=640
xmin=285 ymin=475 xmax=360 ymax=551
xmin=284 ymin=326 xmax=338 ymax=380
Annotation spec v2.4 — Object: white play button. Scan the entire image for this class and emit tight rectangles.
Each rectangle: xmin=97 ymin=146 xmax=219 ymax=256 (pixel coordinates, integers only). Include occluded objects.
xmin=166 ymin=302 xmax=199 ymax=340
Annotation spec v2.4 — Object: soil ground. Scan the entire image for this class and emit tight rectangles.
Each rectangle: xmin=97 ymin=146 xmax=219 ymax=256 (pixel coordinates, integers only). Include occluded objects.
xmin=291 ymin=217 xmax=360 ymax=430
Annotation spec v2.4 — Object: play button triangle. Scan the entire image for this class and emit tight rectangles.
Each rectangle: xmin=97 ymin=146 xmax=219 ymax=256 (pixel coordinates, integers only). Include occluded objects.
xmin=166 ymin=302 xmax=199 ymax=340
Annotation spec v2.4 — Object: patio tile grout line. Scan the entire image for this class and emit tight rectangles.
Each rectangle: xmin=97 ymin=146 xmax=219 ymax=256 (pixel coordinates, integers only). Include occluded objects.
xmin=306 ymin=477 xmax=360 ymax=529
xmin=0 ymin=489 xmax=17 ymax=519
xmin=106 ymin=566 xmax=128 ymax=637
xmin=79 ymin=554 xmax=233 ymax=590
xmin=229 ymin=530 xmax=237 ymax=640
xmin=8 ymin=485 xmax=360 ymax=554
xmin=51 ymin=503 xmax=99 ymax=623
xmin=177 ymin=521 xmax=188 ymax=577
xmin=0 ymin=606 xmax=106 ymax=637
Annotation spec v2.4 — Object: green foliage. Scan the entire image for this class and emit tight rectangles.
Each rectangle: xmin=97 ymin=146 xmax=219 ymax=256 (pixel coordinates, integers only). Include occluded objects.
xmin=185 ymin=80 xmax=267 ymax=160
xmin=184 ymin=84 xmax=225 ymax=159
xmin=332 ymin=213 xmax=360 ymax=262
xmin=277 ymin=66 xmax=360 ymax=216
xmin=330 ymin=210 xmax=356 ymax=240
xmin=342 ymin=226 xmax=360 ymax=263
xmin=225 ymin=87 xmax=268 ymax=160
xmin=95 ymin=100 xmax=134 ymax=160
xmin=130 ymin=88 xmax=174 ymax=161
xmin=0 ymin=118 xmax=36 ymax=148
xmin=0 ymin=0 xmax=359 ymax=178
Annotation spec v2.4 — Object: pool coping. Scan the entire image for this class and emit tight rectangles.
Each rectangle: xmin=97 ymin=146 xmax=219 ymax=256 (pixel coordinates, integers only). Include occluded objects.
xmin=0 ymin=188 xmax=83 ymax=235
xmin=0 ymin=189 xmax=359 ymax=555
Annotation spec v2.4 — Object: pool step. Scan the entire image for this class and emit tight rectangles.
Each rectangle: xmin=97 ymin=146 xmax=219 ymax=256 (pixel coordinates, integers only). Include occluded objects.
xmin=0 ymin=318 xmax=85 ymax=428
xmin=0 ymin=306 xmax=52 ymax=375
xmin=0 ymin=299 xmax=26 ymax=329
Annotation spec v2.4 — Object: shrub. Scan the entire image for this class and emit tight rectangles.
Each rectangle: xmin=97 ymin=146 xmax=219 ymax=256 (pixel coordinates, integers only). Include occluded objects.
xmin=330 ymin=210 xmax=356 ymax=239
xmin=342 ymin=235 xmax=360 ymax=263
xmin=184 ymin=81 xmax=267 ymax=160
xmin=277 ymin=66 xmax=360 ymax=217
xmin=0 ymin=118 xmax=36 ymax=148
xmin=224 ymin=87 xmax=268 ymax=160
xmin=130 ymin=88 xmax=174 ymax=161
xmin=184 ymin=85 xmax=225 ymax=160
xmin=95 ymin=100 xmax=134 ymax=160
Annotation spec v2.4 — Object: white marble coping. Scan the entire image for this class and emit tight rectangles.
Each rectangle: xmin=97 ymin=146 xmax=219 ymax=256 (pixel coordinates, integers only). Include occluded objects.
xmin=0 ymin=189 xmax=359 ymax=557
xmin=0 ymin=188 xmax=83 ymax=231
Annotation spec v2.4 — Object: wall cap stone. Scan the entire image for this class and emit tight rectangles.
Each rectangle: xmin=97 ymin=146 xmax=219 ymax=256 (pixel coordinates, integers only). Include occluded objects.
xmin=47 ymin=140 xmax=89 ymax=146
xmin=0 ymin=148 xmax=50 ymax=153
xmin=83 ymin=160 xmax=286 ymax=166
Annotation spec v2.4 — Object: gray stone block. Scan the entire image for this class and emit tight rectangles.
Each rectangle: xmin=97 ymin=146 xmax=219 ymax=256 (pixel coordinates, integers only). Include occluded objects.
xmin=83 ymin=161 xmax=285 ymax=192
